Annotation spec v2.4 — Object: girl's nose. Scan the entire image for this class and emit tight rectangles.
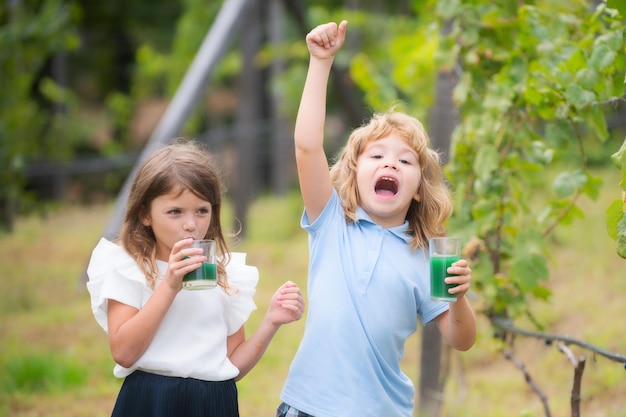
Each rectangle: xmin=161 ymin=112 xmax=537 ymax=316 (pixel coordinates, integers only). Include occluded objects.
xmin=183 ymin=217 xmax=196 ymax=232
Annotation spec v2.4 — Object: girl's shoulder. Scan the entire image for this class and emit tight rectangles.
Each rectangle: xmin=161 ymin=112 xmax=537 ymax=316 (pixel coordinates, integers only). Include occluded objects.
xmin=87 ymin=238 xmax=146 ymax=285
xmin=86 ymin=238 xmax=148 ymax=333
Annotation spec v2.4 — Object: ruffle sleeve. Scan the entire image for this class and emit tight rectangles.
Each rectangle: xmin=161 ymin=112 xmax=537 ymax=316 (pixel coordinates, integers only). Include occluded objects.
xmin=86 ymin=238 xmax=148 ymax=333
xmin=224 ymin=252 xmax=259 ymax=335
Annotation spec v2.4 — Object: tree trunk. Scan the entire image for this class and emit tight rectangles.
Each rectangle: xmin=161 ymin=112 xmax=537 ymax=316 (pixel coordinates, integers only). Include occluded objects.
xmin=268 ymin=0 xmax=293 ymax=195
xmin=418 ymin=17 xmax=459 ymax=416
xmin=234 ymin=0 xmax=263 ymax=235
xmin=418 ymin=323 xmax=444 ymax=417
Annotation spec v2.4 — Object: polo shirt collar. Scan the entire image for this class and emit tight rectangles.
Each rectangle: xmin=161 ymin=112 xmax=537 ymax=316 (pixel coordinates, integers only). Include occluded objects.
xmin=355 ymin=206 xmax=412 ymax=243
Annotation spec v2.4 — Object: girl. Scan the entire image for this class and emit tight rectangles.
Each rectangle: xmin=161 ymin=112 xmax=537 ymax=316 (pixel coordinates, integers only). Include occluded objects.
xmin=87 ymin=140 xmax=304 ymax=417
xmin=277 ymin=21 xmax=476 ymax=417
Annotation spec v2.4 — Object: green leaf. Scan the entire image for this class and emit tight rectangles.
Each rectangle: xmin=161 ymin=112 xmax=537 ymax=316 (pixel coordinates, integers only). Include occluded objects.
xmin=510 ymin=253 xmax=549 ymax=292
xmin=610 ymin=138 xmax=626 ymax=169
xmin=532 ymin=285 xmax=552 ymax=301
xmin=564 ymin=83 xmax=596 ymax=110
xmin=453 ymin=72 xmax=472 ymax=105
xmin=586 ymin=105 xmax=610 ymax=141
xmin=606 ymin=0 xmax=626 ymax=18
xmin=606 ymin=199 xmax=624 ymax=240
xmin=510 ymin=230 xmax=548 ymax=293
xmin=618 ymin=214 xmax=626 ymax=258
xmin=575 ymin=68 xmax=600 ymax=90
xmin=589 ymin=44 xmax=615 ymax=71
xmin=483 ymin=81 xmax=514 ymax=113
xmin=544 ymin=121 xmax=573 ymax=148
xmin=437 ymin=0 xmax=463 ymax=20
xmin=473 ymin=145 xmax=499 ymax=180
xmin=552 ymin=170 xmax=587 ymax=198
xmin=617 ymin=233 xmax=626 ymax=259
xmin=581 ymin=173 xmax=604 ymax=201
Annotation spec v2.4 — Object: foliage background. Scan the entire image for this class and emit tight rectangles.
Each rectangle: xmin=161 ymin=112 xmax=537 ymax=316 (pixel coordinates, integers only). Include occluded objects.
xmin=1 ymin=0 xmax=625 ymax=416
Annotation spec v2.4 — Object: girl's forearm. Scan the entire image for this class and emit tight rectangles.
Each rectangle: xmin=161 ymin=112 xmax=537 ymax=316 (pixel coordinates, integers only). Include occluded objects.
xmin=229 ymin=317 xmax=280 ymax=381
xmin=109 ymin=284 xmax=179 ymax=368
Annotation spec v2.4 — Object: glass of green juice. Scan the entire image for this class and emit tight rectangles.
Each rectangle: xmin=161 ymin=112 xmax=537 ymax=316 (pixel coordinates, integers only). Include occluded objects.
xmin=429 ymin=237 xmax=461 ymax=302
xmin=183 ymin=239 xmax=217 ymax=290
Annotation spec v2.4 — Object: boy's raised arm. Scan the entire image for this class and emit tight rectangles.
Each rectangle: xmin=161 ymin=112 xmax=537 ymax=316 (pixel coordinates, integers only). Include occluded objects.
xmin=294 ymin=20 xmax=348 ymax=223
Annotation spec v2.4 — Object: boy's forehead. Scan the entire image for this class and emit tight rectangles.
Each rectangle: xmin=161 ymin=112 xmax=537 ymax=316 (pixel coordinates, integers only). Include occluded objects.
xmin=364 ymin=134 xmax=417 ymax=152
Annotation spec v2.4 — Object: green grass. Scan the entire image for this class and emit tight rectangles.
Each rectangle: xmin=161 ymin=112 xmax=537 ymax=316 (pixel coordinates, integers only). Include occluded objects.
xmin=0 ymin=352 xmax=86 ymax=394
xmin=0 ymin=168 xmax=625 ymax=417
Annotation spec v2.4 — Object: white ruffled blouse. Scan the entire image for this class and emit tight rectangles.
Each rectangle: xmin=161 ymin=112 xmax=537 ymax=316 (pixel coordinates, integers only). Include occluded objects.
xmin=86 ymin=238 xmax=258 ymax=381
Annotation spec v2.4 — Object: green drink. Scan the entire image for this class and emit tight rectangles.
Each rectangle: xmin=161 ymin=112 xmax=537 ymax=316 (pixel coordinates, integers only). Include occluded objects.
xmin=429 ymin=237 xmax=461 ymax=302
xmin=430 ymin=255 xmax=459 ymax=302
xmin=183 ymin=262 xmax=217 ymax=290
xmin=182 ymin=239 xmax=217 ymax=290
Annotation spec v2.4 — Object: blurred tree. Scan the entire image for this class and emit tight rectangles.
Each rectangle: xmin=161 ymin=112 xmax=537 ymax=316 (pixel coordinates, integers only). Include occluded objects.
xmin=0 ymin=0 xmax=80 ymax=232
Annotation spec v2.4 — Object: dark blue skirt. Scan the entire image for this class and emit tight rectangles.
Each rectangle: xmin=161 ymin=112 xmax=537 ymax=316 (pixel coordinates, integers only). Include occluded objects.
xmin=111 ymin=370 xmax=239 ymax=417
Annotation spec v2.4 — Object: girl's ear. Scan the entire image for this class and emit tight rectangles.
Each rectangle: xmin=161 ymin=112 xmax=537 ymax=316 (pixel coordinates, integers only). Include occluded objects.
xmin=140 ymin=206 xmax=151 ymax=226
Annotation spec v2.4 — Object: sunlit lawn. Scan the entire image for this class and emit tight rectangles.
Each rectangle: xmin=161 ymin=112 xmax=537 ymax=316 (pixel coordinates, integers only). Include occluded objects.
xmin=0 ymin=167 xmax=625 ymax=417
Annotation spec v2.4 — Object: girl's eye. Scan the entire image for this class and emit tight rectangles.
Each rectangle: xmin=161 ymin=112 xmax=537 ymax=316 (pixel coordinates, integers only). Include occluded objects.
xmin=197 ymin=208 xmax=210 ymax=215
xmin=372 ymin=154 xmax=383 ymax=159
xmin=400 ymin=159 xmax=410 ymax=165
xmin=168 ymin=209 xmax=181 ymax=215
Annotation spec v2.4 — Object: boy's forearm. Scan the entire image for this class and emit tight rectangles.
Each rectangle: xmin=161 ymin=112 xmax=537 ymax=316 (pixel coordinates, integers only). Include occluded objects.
xmin=294 ymin=57 xmax=334 ymax=152
xmin=445 ymin=296 xmax=477 ymax=351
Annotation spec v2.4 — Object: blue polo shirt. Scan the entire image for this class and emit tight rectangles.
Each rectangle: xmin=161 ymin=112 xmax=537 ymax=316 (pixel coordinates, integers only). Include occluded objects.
xmin=280 ymin=190 xmax=449 ymax=417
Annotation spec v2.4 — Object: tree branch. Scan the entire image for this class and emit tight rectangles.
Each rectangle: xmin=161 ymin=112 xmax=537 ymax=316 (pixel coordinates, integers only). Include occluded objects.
xmin=491 ymin=316 xmax=626 ymax=364
xmin=502 ymin=347 xmax=552 ymax=417
xmin=556 ymin=343 xmax=586 ymax=417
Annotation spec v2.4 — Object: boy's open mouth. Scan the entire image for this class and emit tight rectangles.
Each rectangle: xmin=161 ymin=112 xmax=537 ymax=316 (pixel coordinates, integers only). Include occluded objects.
xmin=375 ymin=176 xmax=398 ymax=197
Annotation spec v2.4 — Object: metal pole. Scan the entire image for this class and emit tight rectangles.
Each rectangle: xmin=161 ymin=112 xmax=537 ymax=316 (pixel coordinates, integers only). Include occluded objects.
xmin=102 ymin=0 xmax=252 ymax=240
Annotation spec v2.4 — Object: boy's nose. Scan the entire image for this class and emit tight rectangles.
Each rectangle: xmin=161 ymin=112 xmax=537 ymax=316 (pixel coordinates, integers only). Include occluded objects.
xmin=384 ymin=160 xmax=398 ymax=170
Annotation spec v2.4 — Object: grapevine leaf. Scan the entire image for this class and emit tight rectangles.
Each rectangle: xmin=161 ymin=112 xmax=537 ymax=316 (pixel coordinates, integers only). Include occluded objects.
xmin=618 ymin=214 xmax=626 ymax=258
xmin=564 ymin=83 xmax=596 ymax=110
xmin=581 ymin=172 xmax=603 ymax=200
xmin=589 ymin=44 xmax=615 ymax=71
xmin=606 ymin=0 xmax=626 ymax=19
xmin=606 ymin=199 xmax=624 ymax=240
xmin=510 ymin=253 xmax=549 ymax=292
xmin=610 ymin=138 xmax=626 ymax=170
xmin=473 ymin=144 xmax=499 ymax=180
xmin=552 ymin=170 xmax=587 ymax=198
xmin=617 ymin=235 xmax=626 ymax=259
xmin=586 ymin=105 xmax=610 ymax=142
xmin=575 ymin=68 xmax=600 ymax=90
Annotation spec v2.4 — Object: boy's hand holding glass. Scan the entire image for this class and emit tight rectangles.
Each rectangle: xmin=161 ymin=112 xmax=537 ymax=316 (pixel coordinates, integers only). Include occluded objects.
xmin=429 ymin=237 xmax=462 ymax=302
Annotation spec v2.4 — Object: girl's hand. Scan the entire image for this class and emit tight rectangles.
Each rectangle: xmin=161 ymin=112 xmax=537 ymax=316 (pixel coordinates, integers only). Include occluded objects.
xmin=306 ymin=20 xmax=348 ymax=60
xmin=163 ymin=237 xmax=206 ymax=291
xmin=267 ymin=281 xmax=305 ymax=325
xmin=447 ymin=259 xmax=472 ymax=298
